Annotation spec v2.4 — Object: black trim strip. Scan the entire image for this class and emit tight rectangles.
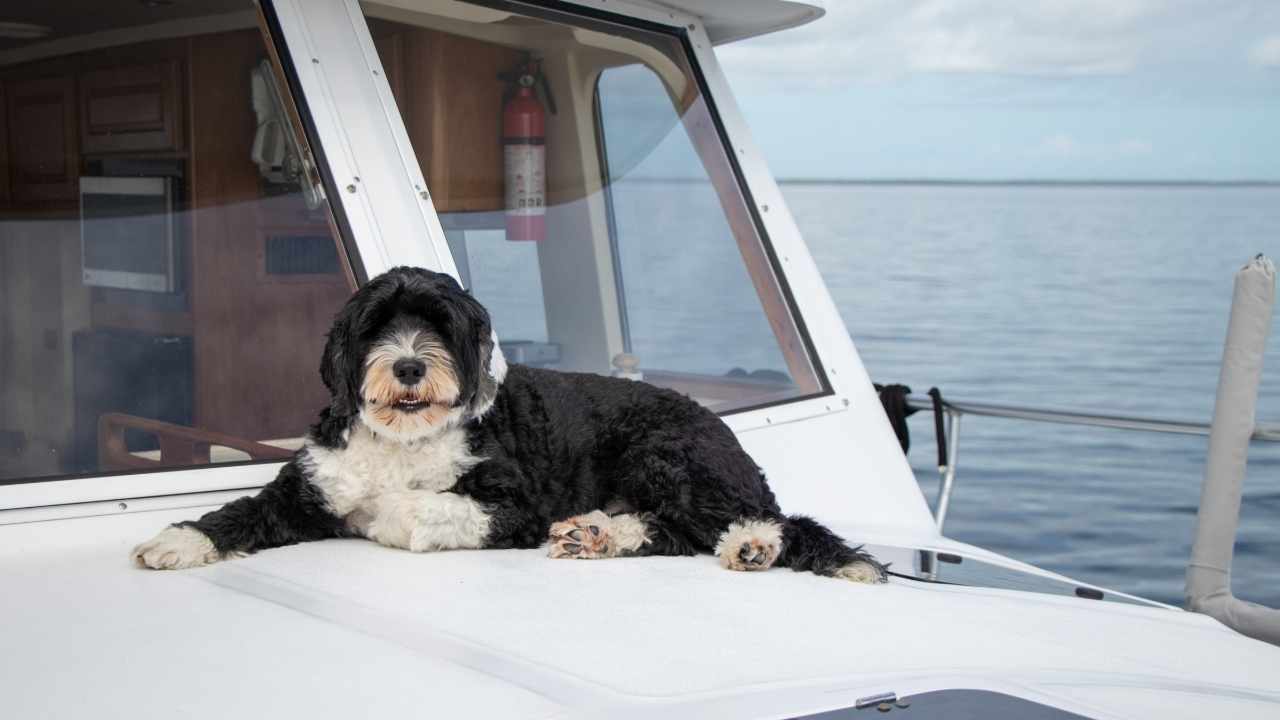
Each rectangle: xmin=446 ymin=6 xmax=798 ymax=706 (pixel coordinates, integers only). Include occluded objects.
xmin=0 ymin=457 xmax=284 ymax=488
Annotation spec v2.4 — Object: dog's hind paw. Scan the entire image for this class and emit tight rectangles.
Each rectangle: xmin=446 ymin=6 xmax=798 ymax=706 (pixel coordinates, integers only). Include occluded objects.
xmin=548 ymin=511 xmax=616 ymax=559
xmin=834 ymin=559 xmax=887 ymax=584
xmin=715 ymin=519 xmax=782 ymax=572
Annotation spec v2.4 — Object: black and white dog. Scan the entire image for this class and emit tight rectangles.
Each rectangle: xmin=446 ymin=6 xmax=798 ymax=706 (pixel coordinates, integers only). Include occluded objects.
xmin=132 ymin=266 xmax=886 ymax=583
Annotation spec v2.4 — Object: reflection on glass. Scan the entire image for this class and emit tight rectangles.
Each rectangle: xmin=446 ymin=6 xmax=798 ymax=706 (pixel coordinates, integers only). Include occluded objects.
xmin=0 ymin=1 xmax=354 ymax=484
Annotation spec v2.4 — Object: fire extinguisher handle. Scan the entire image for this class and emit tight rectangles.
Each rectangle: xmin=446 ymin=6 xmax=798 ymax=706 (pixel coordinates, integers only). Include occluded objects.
xmin=538 ymin=72 xmax=557 ymax=116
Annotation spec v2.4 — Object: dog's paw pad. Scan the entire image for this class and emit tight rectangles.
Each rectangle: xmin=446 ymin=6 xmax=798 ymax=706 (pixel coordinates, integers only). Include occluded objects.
xmin=548 ymin=511 xmax=614 ymax=559
xmin=715 ymin=519 xmax=783 ymax=572
xmin=834 ymin=560 xmax=886 ymax=584
xmin=131 ymin=526 xmax=221 ymax=570
xmin=722 ymin=536 xmax=780 ymax=571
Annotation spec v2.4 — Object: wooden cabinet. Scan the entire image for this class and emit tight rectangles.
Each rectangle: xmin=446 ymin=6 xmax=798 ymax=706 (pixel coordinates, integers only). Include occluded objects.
xmin=80 ymin=59 xmax=183 ymax=154
xmin=388 ymin=28 xmax=519 ymax=213
xmin=6 ymin=74 xmax=78 ymax=205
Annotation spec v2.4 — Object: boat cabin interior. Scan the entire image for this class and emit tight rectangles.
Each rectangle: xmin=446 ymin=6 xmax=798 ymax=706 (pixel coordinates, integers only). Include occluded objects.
xmin=0 ymin=0 xmax=821 ymax=484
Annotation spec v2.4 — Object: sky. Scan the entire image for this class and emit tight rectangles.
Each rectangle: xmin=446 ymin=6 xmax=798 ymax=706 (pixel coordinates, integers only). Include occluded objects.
xmin=715 ymin=0 xmax=1280 ymax=181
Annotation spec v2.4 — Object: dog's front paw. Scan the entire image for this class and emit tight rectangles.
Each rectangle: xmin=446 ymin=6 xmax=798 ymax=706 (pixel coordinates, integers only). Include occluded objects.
xmin=131 ymin=526 xmax=221 ymax=570
xmin=548 ymin=511 xmax=615 ymax=559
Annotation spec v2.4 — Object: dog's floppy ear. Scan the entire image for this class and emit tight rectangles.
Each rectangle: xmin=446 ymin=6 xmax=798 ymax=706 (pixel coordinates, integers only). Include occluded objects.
xmin=471 ymin=323 xmax=507 ymax=419
xmin=313 ymin=292 xmax=363 ymax=445
xmin=437 ymin=279 xmax=505 ymax=419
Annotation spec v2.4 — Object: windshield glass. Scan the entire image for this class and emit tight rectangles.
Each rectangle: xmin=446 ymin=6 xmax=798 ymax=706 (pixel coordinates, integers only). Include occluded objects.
xmin=0 ymin=0 xmax=355 ymax=485
xmin=360 ymin=0 xmax=824 ymax=413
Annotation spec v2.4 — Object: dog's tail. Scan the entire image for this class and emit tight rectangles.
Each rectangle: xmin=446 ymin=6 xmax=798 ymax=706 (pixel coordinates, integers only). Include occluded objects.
xmin=777 ymin=515 xmax=888 ymax=583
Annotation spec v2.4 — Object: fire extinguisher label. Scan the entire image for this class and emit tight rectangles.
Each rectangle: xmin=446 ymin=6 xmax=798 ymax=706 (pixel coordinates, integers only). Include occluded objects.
xmin=504 ymin=144 xmax=546 ymax=216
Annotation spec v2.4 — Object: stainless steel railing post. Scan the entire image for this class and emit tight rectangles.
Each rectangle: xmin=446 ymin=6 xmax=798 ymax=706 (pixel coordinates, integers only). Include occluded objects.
xmin=1185 ymin=255 xmax=1280 ymax=646
xmin=933 ymin=411 xmax=961 ymax=531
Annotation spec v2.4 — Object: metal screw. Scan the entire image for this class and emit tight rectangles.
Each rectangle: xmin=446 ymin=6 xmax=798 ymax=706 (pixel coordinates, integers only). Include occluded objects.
xmin=419 ymin=190 xmax=429 ymax=200
xmin=843 ymin=398 xmax=850 ymax=407
xmin=762 ymin=204 xmax=770 ymax=212
xmin=118 ymin=502 xmax=128 ymax=511
xmin=311 ymin=58 xmax=319 ymax=64
xmin=346 ymin=184 xmax=356 ymax=193
xmin=688 ymin=23 xmax=696 ymax=30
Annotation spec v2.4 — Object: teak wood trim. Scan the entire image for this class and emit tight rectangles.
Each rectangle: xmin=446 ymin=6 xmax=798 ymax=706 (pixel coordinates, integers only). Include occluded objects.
xmin=98 ymin=412 xmax=294 ymax=471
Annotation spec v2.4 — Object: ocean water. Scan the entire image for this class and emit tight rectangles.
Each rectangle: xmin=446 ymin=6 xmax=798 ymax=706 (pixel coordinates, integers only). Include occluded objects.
xmin=784 ymin=182 xmax=1280 ymax=607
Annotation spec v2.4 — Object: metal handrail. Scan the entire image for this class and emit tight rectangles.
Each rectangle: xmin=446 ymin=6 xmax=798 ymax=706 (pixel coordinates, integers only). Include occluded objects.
xmin=905 ymin=395 xmax=1280 ymax=443
xmin=902 ymin=393 xmax=1280 ymax=534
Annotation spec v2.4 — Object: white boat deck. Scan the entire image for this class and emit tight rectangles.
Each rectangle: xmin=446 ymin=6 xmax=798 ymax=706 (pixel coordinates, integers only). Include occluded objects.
xmin=3 ymin=504 xmax=1277 ymax=720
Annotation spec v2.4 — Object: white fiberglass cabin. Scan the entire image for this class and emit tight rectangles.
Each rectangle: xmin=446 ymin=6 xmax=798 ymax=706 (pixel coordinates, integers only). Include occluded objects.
xmin=1 ymin=1 xmax=1278 ymax=717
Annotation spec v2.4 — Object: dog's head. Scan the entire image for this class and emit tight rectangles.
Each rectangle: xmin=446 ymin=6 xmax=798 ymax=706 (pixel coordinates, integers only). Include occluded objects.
xmin=318 ymin=266 xmax=506 ymax=443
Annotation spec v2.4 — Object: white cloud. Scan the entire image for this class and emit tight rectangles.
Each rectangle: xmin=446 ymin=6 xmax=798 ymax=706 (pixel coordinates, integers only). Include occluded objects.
xmin=1252 ymin=35 xmax=1280 ymax=66
xmin=1040 ymin=134 xmax=1079 ymax=157
xmin=1032 ymin=134 xmax=1154 ymax=159
xmin=717 ymin=0 xmax=1276 ymax=88
xmin=1116 ymin=139 xmax=1154 ymax=156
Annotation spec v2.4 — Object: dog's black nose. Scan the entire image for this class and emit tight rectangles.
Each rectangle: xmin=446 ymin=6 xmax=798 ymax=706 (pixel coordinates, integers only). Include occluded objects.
xmin=393 ymin=358 xmax=427 ymax=385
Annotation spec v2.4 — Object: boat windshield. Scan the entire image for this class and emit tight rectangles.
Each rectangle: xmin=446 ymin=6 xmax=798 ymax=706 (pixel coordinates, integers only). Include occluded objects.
xmin=360 ymin=0 xmax=825 ymax=414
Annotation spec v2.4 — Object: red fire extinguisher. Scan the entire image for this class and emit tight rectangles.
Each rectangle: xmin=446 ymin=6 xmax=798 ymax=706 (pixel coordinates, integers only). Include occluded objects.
xmin=500 ymin=56 xmax=554 ymax=242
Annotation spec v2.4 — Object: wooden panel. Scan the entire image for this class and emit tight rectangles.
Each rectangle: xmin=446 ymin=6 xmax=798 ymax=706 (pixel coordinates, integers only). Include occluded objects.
xmin=397 ymin=28 xmax=518 ymax=213
xmin=188 ymin=31 xmax=354 ymax=441
xmin=368 ymin=19 xmax=406 ymax=111
xmin=7 ymin=74 xmax=78 ymax=205
xmin=91 ymin=300 xmax=193 ymax=336
xmin=80 ymin=59 xmax=183 ymax=154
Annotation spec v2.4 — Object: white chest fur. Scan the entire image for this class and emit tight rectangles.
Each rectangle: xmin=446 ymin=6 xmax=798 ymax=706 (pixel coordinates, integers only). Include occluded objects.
xmin=301 ymin=422 xmax=481 ymax=519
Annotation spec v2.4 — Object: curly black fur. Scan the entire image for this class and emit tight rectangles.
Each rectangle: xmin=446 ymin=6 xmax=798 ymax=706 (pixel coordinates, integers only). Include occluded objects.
xmin=173 ymin=266 xmax=886 ymax=581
